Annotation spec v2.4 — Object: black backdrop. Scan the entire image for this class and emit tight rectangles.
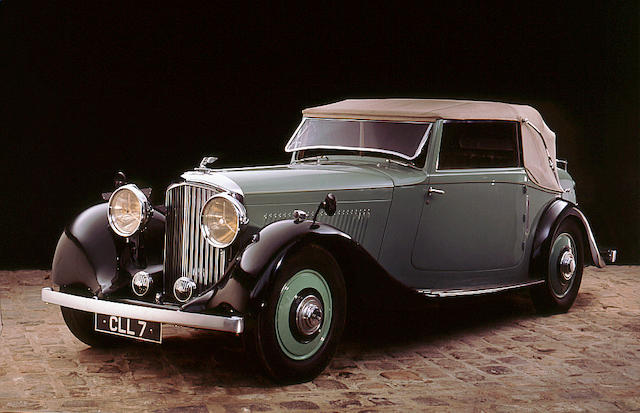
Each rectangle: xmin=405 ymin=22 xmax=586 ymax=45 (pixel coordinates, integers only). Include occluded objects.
xmin=1 ymin=2 xmax=638 ymax=269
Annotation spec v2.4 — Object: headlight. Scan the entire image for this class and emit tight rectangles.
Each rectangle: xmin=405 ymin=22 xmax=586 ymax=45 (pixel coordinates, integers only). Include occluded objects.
xmin=107 ymin=184 xmax=152 ymax=237
xmin=200 ymin=193 xmax=247 ymax=248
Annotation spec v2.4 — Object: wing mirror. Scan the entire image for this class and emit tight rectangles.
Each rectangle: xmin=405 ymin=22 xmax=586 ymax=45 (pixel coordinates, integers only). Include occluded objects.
xmin=311 ymin=193 xmax=337 ymax=226
xmin=322 ymin=193 xmax=337 ymax=216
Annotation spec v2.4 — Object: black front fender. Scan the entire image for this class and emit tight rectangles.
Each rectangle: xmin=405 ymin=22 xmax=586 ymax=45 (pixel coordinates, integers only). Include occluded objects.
xmin=184 ymin=219 xmax=418 ymax=316
xmin=184 ymin=220 xmax=350 ymax=314
xmin=239 ymin=220 xmax=352 ymax=301
xmin=52 ymin=203 xmax=166 ymax=296
xmin=52 ymin=203 xmax=118 ymax=295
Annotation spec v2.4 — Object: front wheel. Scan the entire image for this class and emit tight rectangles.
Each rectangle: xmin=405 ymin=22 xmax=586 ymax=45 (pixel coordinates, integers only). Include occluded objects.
xmin=60 ymin=287 xmax=125 ymax=347
xmin=531 ymin=219 xmax=584 ymax=314
xmin=245 ymin=244 xmax=346 ymax=383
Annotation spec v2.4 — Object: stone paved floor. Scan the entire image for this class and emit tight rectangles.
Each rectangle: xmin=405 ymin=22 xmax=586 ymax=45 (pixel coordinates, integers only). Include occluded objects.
xmin=0 ymin=266 xmax=639 ymax=412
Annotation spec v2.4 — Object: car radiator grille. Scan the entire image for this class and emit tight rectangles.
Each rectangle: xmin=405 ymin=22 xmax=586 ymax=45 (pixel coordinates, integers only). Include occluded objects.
xmin=164 ymin=183 xmax=227 ymax=298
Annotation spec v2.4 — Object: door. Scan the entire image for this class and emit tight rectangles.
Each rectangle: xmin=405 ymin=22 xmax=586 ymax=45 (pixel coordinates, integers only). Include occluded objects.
xmin=411 ymin=120 xmax=527 ymax=272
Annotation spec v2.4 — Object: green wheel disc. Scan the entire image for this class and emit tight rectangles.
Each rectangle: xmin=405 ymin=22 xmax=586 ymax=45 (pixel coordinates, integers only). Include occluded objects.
xmin=275 ymin=269 xmax=332 ymax=360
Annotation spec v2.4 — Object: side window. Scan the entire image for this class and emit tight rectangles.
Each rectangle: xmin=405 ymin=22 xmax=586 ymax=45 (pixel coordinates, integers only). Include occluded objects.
xmin=438 ymin=121 xmax=521 ymax=169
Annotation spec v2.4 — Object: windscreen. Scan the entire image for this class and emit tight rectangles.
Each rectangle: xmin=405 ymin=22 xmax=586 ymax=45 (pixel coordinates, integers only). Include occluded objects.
xmin=285 ymin=118 xmax=432 ymax=160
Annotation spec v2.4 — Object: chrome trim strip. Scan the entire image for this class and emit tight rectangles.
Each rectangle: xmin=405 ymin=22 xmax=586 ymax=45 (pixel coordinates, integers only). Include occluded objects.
xmin=416 ymin=280 xmax=545 ymax=298
xmin=181 ymin=171 xmax=244 ymax=196
xmin=239 ymin=184 xmax=394 ymax=195
xmin=42 ymin=288 xmax=244 ymax=334
xmin=434 ymin=166 xmax=528 ymax=175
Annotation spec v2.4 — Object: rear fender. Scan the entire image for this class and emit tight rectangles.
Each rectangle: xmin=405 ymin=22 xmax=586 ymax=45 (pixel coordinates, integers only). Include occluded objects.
xmin=531 ymin=200 xmax=605 ymax=277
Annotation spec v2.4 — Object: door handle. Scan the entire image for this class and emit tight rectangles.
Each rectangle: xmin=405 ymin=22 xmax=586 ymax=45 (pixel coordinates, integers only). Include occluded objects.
xmin=428 ymin=187 xmax=445 ymax=195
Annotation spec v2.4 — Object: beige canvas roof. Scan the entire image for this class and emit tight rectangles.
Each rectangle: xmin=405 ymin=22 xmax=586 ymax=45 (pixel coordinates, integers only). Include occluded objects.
xmin=303 ymin=99 xmax=562 ymax=192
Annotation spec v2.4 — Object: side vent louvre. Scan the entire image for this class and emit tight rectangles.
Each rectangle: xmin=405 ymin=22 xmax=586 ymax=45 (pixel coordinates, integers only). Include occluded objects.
xmin=263 ymin=208 xmax=371 ymax=243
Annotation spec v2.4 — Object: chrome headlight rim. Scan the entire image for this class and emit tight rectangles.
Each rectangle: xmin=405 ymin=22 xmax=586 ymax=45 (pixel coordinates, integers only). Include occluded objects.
xmin=107 ymin=184 xmax=152 ymax=237
xmin=200 ymin=193 xmax=247 ymax=248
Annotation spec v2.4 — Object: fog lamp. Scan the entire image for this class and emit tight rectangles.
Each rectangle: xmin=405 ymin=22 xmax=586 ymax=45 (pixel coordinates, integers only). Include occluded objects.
xmin=173 ymin=276 xmax=197 ymax=303
xmin=131 ymin=271 xmax=152 ymax=297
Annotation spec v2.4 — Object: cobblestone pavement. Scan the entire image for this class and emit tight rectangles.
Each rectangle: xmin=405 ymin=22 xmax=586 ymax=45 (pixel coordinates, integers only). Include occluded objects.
xmin=0 ymin=266 xmax=639 ymax=412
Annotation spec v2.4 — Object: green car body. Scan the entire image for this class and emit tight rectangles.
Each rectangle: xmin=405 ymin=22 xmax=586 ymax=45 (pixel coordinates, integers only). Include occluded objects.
xmin=43 ymin=99 xmax=606 ymax=382
xmin=184 ymin=118 xmax=599 ymax=294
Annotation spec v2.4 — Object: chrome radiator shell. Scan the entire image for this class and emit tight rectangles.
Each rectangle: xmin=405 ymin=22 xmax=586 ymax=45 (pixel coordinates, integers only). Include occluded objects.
xmin=163 ymin=183 xmax=227 ymax=298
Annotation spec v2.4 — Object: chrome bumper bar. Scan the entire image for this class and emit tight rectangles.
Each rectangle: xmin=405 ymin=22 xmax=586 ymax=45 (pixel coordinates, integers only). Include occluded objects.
xmin=41 ymin=288 xmax=244 ymax=334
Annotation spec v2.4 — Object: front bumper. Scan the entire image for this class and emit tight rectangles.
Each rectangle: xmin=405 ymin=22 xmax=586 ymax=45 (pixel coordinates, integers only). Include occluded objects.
xmin=41 ymin=288 xmax=244 ymax=334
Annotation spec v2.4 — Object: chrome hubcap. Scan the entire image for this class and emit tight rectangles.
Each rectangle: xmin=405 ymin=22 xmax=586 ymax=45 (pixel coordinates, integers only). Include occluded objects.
xmin=295 ymin=295 xmax=323 ymax=336
xmin=549 ymin=232 xmax=577 ymax=299
xmin=559 ymin=250 xmax=576 ymax=280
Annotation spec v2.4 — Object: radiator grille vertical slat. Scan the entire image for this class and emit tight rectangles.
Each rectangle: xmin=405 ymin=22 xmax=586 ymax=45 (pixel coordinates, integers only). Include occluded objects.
xmin=188 ymin=186 xmax=195 ymax=282
xmin=197 ymin=187 xmax=205 ymax=285
xmin=204 ymin=229 xmax=210 ymax=285
xmin=214 ymin=245 xmax=219 ymax=284
xmin=181 ymin=186 xmax=188 ymax=278
xmin=164 ymin=183 xmax=228 ymax=301
xmin=192 ymin=187 xmax=199 ymax=283
xmin=218 ymin=249 xmax=226 ymax=280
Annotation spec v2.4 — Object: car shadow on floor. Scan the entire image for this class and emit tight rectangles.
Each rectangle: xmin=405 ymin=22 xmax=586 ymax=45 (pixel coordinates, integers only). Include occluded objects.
xmin=76 ymin=288 xmax=546 ymax=388
xmin=342 ymin=288 xmax=538 ymax=346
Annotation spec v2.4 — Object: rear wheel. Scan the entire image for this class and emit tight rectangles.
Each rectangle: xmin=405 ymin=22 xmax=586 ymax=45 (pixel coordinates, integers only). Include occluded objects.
xmin=246 ymin=244 xmax=346 ymax=383
xmin=531 ymin=219 xmax=584 ymax=314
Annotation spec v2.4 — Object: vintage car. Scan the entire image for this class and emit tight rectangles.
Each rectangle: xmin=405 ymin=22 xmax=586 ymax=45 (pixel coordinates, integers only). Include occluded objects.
xmin=42 ymin=99 xmax=606 ymax=382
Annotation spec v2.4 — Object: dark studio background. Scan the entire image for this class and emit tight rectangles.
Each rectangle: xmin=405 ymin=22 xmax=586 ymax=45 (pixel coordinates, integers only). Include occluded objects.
xmin=1 ymin=2 xmax=638 ymax=269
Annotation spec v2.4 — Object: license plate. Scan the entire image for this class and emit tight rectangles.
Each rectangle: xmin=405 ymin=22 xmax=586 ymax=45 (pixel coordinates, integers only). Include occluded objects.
xmin=95 ymin=313 xmax=162 ymax=343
